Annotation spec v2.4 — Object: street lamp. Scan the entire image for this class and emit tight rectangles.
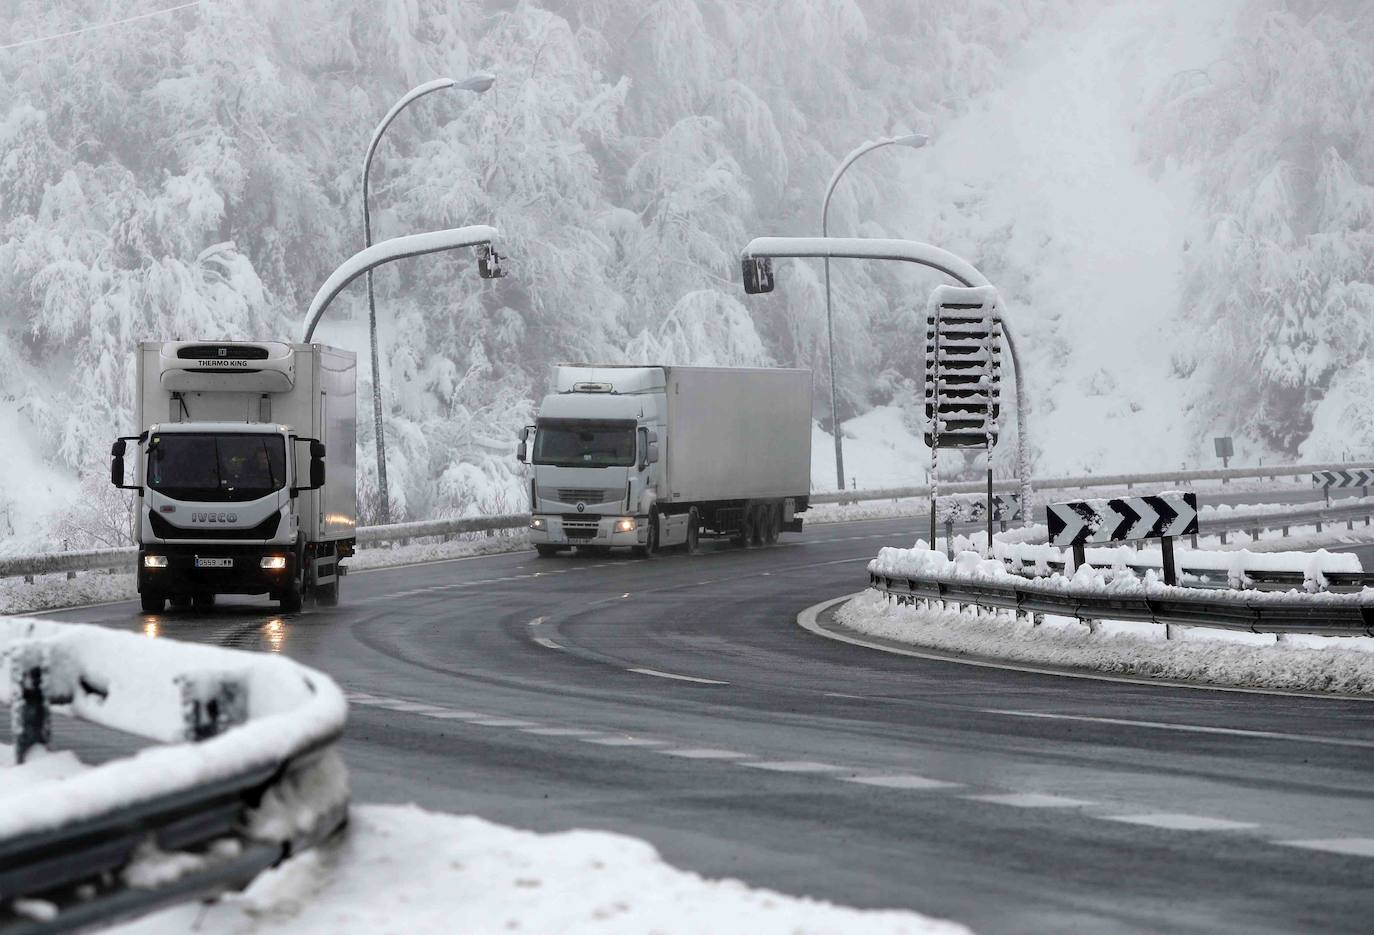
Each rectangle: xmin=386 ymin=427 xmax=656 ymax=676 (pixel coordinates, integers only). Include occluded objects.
xmin=820 ymin=132 xmax=928 ymax=491
xmin=362 ymin=72 xmax=495 ymax=525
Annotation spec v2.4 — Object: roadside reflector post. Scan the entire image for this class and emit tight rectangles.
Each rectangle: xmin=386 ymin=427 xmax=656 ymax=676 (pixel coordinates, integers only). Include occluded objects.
xmin=944 ymin=518 xmax=955 ymax=560
xmin=1161 ymin=536 xmax=1178 ymax=587
xmin=1071 ymin=542 xmax=1086 ymax=573
xmin=986 ymin=468 xmax=994 ymax=559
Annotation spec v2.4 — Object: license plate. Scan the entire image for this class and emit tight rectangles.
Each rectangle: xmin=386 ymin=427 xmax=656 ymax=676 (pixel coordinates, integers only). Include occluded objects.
xmin=195 ymin=557 xmax=233 ymax=568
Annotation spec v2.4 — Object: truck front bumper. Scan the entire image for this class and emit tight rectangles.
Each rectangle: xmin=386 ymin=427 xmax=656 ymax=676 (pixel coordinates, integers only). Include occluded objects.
xmin=528 ymin=514 xmax=644 ymax=548
xmin=138 ymin=545 xmax=298 ymax=597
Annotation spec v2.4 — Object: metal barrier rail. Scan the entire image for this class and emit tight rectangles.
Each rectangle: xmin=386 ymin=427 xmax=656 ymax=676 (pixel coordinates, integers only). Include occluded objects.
xmin=0 ymin=619 xmax=348 ymax=932
xmin=810 ymin=460 xmax=1356 ymax=505
xmin=867 ymin=570 xmax=1374 ymax=636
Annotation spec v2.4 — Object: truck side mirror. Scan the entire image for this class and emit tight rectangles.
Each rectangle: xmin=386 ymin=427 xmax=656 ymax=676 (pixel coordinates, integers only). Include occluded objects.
xmin=742 ymin=256 xmax=774 ymax=295
xmin=310 ymin=457 xmax=326 ymax=489
xmin=110 ymin=439 xmax=126 ymax=487
xmin=310 ymin=440 xmax=326 ymax=460
xmin=517 ymin=425 xmax=530 ymax=463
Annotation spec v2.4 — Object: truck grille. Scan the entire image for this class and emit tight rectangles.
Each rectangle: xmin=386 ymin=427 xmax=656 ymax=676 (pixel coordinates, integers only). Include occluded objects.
xmin=541 ymin=487 xmax=620 ymax=505
xmin=560 ymin=519 xmax=601 ymax=541
xmin=150 ymin=511 xmax=281 ymax=540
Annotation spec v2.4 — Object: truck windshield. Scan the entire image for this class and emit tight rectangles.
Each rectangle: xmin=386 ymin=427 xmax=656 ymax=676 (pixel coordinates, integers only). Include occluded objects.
xmin=532 ymin=420 xmax=636 ymax=468
xmin=147 ymin=433 xmax=287 ymax=502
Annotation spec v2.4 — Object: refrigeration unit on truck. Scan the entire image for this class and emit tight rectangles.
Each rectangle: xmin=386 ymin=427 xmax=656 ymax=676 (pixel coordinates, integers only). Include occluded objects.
xmin=110 ymin=341 xmax=357 ymax=614
xmin=517 ymin=365 xmax=812 ymax=557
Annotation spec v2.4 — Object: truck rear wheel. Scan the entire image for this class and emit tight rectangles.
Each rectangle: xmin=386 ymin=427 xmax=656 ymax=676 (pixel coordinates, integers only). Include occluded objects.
xmin=748 ymin=505 xmax=766 ymax=548
xmin=140 ymin=592 xmax=165 ymax=614
xmin=764 ymin=504 xmax=781 ymax=545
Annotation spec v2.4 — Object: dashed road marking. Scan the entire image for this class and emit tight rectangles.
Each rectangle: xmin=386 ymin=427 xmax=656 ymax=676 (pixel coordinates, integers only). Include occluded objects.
xmin=627 ymin=667 xmax=728 ymax=685
xmin=841 ymin=775 xmax=962 ymax=790
xmin=1101 ymin=814 xmax=1258 ymax=832
xmin=581 ymin=736 xmax=666 ymax=747
xmin=657 ymin=748 xmax=751 ymax=760
xmin=742 ymin=760 xmax=846 ymax=773
xmin=984 ymin=709 xmax=1374 ymax=749
xmin=522 ymin=727 xmax=601 ymax=737
xmin=533 ymin=637 xmax=563 ymax=650
xmin=424 ymin=710 xmax=485 ymax=720
xmin=1277 ymin=838 xmax=1374 ymax=858
xmin=469 ymin=717 xmax=538 ymax=728
xmin=964 ymin=793 xmax=1094 ymax=809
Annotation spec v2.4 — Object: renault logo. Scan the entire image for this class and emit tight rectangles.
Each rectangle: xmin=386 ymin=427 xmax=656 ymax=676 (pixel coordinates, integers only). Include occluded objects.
xmin=576 ymin=502 xmax=586 ymax=512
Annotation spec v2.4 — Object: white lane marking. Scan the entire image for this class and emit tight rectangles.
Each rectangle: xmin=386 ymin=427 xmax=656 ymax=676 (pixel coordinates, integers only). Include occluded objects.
xmin=985 ymin=709 xmax=1374 ymax=750
xmin=627 ymin=667 xmax=728 ymax=685
xmin=657 ymin=748 xmax=751 ymax=759
xmin=522 ymin=727 xmax=601 ymax=737
xmin=841 ymin=775 xmax=963 ymax=790
xmin=741 ymin=761 xmax=846 ymax=773
xmin=824 ymin=692 xmax=869 ymax=701
xmin=581 ymin=736 xmax=667 ymax=747
xmin=1277 ymin=838 xmax=1374 ymax=858
xmin=964 ymin=793 xmax=1094 ymax=809
xmin=345 ymin=692 xmax=380 ymax=702
xmin=533 ymin=637 xmax=563 ymax=650
xmin=469 ymin=718 xmax=538 ymax=728
xmin=1101 ymin=814 xmax=1258 ymax=832
xmin=366 ymin=700 xmax=448 ymax=713
xmin=423 ymin=710 xmax=485 ymax=720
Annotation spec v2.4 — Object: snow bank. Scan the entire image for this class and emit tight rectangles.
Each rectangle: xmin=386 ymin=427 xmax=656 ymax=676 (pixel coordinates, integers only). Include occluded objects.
xmin=0 ymin=616 xmax=347 ymax=840
xmin=114 ymin=804 xmax=967 ymax=935
xmin=838 ymin=590 xmax=1374 ymax=696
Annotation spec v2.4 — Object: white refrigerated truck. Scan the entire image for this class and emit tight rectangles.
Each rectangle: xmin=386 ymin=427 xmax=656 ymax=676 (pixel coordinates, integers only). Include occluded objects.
xmin=110 ymin=340 xmax=357 ymax=613
xmin=519 ymin=365 xmax=812 ymax=556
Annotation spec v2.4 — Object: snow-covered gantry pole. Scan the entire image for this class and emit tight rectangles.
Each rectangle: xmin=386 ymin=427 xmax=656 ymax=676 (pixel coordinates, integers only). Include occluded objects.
xmin=820 ymin=134 xmax=928 ymax=493
xmin=739 ymin=236 xmax=1033 ymax=526
xmin=301 ymin=225 xmax=504 ymax=344
xmin=363 ymin=73 xmax=496 ymax=526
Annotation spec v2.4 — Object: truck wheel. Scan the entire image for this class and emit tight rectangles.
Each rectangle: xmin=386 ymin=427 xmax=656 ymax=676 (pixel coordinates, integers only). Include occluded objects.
xmin=535 ymin=544 xmax=559 ymax=558
xmin=634 ymin=510 xmax=659 ymax=558
xmin=735 ymin=507 xmax=754 ymax=548
xmin=764 ymin=504 xmax=781 ymax=545
xmin=685 ymin=509 xmax=700 ymax=554
xmin=279 ymin=567 xmax=303 ymax=613
xmin=748 ymin=505 xmax=766 ymax=548
xmin=140 ymin=592 xmax=165 ymax=614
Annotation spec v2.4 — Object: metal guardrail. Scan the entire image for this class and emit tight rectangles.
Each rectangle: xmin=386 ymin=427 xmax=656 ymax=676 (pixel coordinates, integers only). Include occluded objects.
xmin=867 ymin=570 xmax=1374 ymax=636
xmin=810 ymin=460 xmax=1356 ymax=505
xmin=0 ymin=620 xmax=348 ymax=932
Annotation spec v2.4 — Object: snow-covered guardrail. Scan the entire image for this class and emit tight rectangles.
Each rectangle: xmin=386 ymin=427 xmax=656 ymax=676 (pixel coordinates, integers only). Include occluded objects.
xmin=0 ymin=616 xmax=348 ymax=930
xmin=866 ymin=548 xmax=1374 ymax=637
xmin=810 ymin=460 xmax=1357 ymax=505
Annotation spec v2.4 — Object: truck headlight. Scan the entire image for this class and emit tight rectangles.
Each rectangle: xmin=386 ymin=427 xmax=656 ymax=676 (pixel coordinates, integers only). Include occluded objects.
xmin=143 ymin=555 xmax=168 ymax=568
xmin=530 ymin=517 xmax=546 ymax=530
xmin=614 ymin=517 xmax=636 ymax=533
xmin=260 ymin=555 xmax=288 ymax=570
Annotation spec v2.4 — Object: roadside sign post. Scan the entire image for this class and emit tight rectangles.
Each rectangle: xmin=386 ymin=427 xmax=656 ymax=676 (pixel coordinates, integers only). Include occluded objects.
xmin=1048 ymin=491 xmax=1199 ymax=583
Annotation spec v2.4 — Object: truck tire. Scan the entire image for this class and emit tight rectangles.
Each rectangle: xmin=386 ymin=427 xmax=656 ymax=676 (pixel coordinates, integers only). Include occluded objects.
xmin=279 ymin=556 xmax=304 ymax=613
xmin=735 ymin=507 xmax=753 ymax=548
xmin=535 ymin=544 xmax=559 ymax=558
xmin=685 ymin=508 xmax=700 ymax=554
xmin=764 ymin=504 xmax=781 ymax=545
xmin=748 ymin=505 xmax=766 ymax=548
xmin=634 ymin=509 xmax=659 ymax=558
xmin=140 ymin=592 xmax=165 ymax=614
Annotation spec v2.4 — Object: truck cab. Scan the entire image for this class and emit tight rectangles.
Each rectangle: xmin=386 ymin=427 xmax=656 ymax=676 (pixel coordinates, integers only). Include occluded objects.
xmin=522 ymin=367 xmax=665 ymax=556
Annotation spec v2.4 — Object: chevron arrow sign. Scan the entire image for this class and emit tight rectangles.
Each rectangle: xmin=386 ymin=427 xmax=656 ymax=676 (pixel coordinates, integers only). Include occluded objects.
xmin=1046 ymin=491 xmax=1198 ymax=546
xmin=1312 ymin=469 xmax=1374 ymax=489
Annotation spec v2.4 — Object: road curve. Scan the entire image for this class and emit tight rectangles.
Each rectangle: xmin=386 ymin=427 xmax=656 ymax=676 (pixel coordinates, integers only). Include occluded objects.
xmin=41 ymin=515 xmax=1374 ymax=935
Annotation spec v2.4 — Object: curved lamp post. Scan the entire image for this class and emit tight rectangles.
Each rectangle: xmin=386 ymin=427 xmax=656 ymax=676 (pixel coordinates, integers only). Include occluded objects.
xmin=362 ymin=72 xmax=495 ymax=525
xmin=821 ymin=133 xmax=928 ymax=492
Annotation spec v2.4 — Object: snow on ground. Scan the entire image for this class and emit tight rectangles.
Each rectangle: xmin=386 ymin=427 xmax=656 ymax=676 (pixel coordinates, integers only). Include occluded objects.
xmin=113 ymin=803 xmax=965 ymax=935
xmin=837 ymin=589 xmax=1374 ymax=696
xmin=896 ymin=0 xmax=1244 ymax=476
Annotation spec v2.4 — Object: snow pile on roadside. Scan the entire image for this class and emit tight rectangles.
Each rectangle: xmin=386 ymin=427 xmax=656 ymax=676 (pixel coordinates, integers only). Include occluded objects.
xmin=115 ymin=804 xmax=967 ymax=935
xmin=995 ymin=539 xmax=1360 ymax=582
xmin=0 ymin=616 xmax=347 ymax=839
xmin=837 ymin=590 xmax=1374 ymax=696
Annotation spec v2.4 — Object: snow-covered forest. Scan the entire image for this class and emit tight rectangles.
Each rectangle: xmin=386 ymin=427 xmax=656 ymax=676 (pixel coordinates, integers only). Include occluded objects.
xmin=0 ymin=0 xmax=1371 ymax=547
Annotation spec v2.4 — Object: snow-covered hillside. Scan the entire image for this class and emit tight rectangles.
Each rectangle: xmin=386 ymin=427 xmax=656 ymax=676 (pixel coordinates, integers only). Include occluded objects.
xmin=0 ymin=0 xmax=1370 ymax=545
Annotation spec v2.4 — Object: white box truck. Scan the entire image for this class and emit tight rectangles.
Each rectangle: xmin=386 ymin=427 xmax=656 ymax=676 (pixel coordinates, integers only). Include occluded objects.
xmin=518 ymin=365 xmax=811 ymax=556
xmin=110 ymin=341 xmax=357 ymax=613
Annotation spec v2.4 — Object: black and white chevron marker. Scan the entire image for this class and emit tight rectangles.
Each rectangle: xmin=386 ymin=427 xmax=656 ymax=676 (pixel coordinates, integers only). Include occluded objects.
xmin=1313 ymin=469 xmax=1374 ymax=489
xmin=1046 ymin=491 xmax=1198 ymax=546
